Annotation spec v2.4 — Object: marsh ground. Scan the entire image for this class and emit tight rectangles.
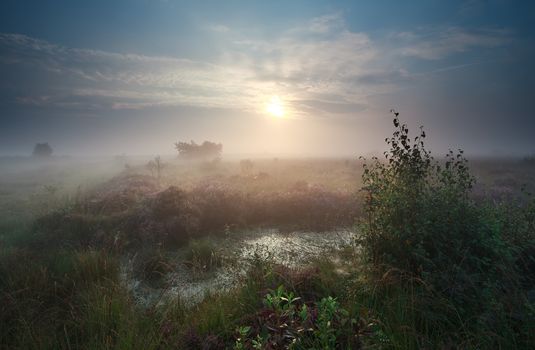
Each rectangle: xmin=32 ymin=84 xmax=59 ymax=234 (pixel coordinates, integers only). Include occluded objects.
xmin=0 ymin=155 xmax=534 ymax=349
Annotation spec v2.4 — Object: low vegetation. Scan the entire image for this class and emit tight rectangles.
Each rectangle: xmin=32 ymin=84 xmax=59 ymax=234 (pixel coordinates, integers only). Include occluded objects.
xmin=0 ymin=112 xmax=534 ymax=348
xmin=28 ymin=179 xmax=359 ymax=251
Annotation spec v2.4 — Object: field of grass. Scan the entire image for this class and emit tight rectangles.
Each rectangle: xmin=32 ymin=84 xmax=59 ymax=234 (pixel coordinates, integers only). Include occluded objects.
xmin=1 ymin=122 xmax=535 ymax=348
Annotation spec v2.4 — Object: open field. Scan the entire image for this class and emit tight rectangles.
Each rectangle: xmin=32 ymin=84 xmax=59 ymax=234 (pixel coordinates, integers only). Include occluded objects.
xmin=1 ymin=146 xmax=534 ymax=349
xmin=2 ymin=1 xmax=535 ymax=348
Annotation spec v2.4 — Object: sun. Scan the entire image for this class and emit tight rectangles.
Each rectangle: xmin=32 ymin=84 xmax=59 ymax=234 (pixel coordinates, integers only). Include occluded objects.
xmin=266 ymin=95 xmax=285 ymax=118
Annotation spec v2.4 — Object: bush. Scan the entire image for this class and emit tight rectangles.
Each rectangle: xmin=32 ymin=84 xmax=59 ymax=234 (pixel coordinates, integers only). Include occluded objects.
xmin=32 ymin=142 xmax=53 ymax=157
xmin=190 ymin=183 xmax=246 ymax=232
xmin=358 ymin=111 xmax=534 ymax=346
xmin=148 ymin=186 xmax=201 ymax=245
xmin=362 ymin=112 xmax=497 ymax=283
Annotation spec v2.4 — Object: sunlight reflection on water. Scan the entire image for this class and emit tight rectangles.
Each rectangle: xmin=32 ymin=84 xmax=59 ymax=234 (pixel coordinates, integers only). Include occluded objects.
xmin=121 ymin=229 xmax=356 ymax=307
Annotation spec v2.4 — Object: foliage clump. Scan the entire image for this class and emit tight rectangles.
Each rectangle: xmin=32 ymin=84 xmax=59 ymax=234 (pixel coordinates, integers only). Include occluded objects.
xmin=359 ymin=110 xmax=534 ymax=344
xmin=234 ymin=285 xmax=362 ymax=350
xmin=174 ymin=140 xmax=222 ymax=160
xmin=147 ymin=186 xmax=201 ymax=245
xmin=32 ymin=142 xmax=53 ymax=157
xmin=361 ymin=110 xmax=477 ymax=277
xmin=184 ymin=238 xmax=222 ymax=273
xmin=146 ymin=155 xmax=165 ymax=183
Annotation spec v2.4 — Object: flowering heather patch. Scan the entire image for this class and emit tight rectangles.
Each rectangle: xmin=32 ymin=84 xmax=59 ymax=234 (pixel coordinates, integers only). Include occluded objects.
xmin=32 ymin=175 xmax=361 ymax=250
xmin=86 ymin=174 xmax=160 ymax=214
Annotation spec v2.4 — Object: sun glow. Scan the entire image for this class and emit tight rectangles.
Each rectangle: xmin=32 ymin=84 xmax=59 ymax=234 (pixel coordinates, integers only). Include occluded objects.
xmin=266 ymin=95 xmax=285 ymax=118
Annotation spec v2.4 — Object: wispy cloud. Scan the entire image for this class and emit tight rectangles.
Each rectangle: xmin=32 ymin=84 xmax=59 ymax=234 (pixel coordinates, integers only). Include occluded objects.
xmin=0 ymin=15 xmax=511 ymax=118
xmin=391 ymin=27 xmax=510 ymax=60
xmin=207 ymin=24 xmax=230 ymax=33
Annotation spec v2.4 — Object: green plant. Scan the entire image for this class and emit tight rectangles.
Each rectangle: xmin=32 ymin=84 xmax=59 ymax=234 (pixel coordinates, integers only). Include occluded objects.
xmin=234 ymin=326 xmax=251 ymax=350
xmin=184 ymin=238 xmax=222 ymax=273
xmin=264 ymin=285 xmax=301 ymax=313
xmin=360 ymin=111 xmax=505 ymax=288
xmin=358 ymin=110 xmax=534 ymax=347
xmin=315 ymin=296 xmax=347 ymax=349
xmin=235 ymin=285 xmax=358 ymax=349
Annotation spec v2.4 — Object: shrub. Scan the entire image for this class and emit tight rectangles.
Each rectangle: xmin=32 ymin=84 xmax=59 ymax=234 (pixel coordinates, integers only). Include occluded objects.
xmin=358 ymin=111 xmax=534 ymax=345
xmin=148 ymin=186 xmax=201 ymax=245
xmin=32 ymin=142 xmax=53 ymax=157
xmin=362 ymin=112 xmax=492 ymax=281
xmin=189 ymin=183 xmax=246 ymax=232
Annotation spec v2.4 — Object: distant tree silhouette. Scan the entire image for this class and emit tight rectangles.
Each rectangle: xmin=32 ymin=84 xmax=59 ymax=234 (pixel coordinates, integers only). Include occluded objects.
xmin=32 ymin=143 xmax=53 ymax=157
xmin=146 ymin=155 xmax=165 ymax=183
xmin=174 ymin=140 xmax=222 ymax=160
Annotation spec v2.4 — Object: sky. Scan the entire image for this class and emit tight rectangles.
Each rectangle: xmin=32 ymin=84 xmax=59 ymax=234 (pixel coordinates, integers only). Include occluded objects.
xmin=0 ymin=0 xmax=534 ymax=157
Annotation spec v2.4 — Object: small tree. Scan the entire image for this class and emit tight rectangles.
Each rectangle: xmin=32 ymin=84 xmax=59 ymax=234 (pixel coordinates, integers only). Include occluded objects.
xmin=146 ymin=155 xmax=165 ymax=183
xmin=174 ymin=140 xmax=222 ymax=160
xmin=360 ymin=110 xmax=476 ymax=270
xmin=32 ymin=143 xmax=53 ymax=157
xmin=359 ymin=110 xmax=517 ymax=308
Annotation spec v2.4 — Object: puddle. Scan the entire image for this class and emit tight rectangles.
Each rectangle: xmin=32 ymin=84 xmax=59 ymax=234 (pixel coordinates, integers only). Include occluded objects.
xmin=120 ymin=229 xmax=356 ymax=307
xmin=239 ymin=229 xmax=356 ymax=267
